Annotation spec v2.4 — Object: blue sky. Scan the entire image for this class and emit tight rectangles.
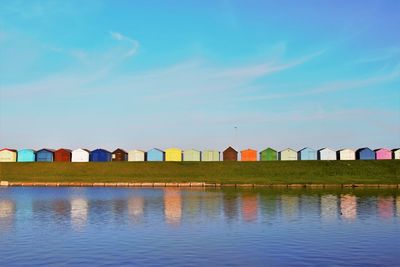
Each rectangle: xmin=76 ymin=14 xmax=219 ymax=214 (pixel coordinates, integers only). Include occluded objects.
xmin=0 ymin=0 xmax=399 ymax=151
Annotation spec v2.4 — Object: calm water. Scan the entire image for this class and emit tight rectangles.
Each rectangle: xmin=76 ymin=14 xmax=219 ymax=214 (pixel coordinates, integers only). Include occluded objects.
xmin=1 ymin=187 xmax=399 ymax=266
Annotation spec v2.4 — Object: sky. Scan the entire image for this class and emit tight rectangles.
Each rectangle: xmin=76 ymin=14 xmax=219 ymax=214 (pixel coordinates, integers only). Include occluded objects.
xmin=0 ymin=0 xmax=399 ymax=151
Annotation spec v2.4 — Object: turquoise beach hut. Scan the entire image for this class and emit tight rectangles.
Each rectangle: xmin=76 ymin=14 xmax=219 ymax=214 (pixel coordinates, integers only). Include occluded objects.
xmin=17 ymin=149 xmax=36 ymax=162
xmin=298 ymin=147 xmax=317 ymax=160
xmin=36 ymin=149 xmax=54 ymax=162
xmin=147 ymin=148 xmax=165 ymax=161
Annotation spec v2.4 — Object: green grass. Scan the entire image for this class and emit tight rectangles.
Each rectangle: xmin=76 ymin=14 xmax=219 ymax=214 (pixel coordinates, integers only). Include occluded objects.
xmin=1 ymin=160 xmax=399 ymax=184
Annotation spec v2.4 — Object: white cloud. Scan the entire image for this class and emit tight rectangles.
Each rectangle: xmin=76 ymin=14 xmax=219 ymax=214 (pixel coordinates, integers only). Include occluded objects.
xmin=110 ymin=31 xmax=139 ymax=57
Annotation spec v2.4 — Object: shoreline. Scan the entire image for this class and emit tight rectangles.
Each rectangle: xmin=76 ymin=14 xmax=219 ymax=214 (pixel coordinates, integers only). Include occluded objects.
xmin=1 ymin=181 xmax=399 ymax=188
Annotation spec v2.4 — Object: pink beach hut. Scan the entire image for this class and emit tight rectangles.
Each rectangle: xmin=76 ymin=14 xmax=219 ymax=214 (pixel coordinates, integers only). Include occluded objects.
xmin=375 ymin=148 xmax=392 ymax=160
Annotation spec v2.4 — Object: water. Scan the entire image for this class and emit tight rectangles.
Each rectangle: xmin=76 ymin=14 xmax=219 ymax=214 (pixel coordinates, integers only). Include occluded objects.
xmin=1 ymin=187 xmax=399 ymax=266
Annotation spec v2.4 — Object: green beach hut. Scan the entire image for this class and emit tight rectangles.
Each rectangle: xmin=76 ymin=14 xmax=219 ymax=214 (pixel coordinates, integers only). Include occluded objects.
xmin=183 ymin=149 xmax=201 ymax=161
xmin=202 ymin=150 xmax=220 ymax=161
xmin=260 ymin=148 xmax=277 ymax=161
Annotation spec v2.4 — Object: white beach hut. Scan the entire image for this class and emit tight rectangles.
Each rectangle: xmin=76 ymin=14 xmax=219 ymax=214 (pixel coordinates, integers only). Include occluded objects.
xmin=337 ymin=149 xmax=356 ymax=160
xmin=71 ymin=148 xmax=90 ymax=162
xmin=318 ymin=148 xmax=337 ymax=160
xmin=128 ymin=150 xmax=146 ymax=161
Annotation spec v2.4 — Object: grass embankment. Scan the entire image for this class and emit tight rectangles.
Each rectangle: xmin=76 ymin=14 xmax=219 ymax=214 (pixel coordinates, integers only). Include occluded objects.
xmin=0 ymin=160 xmax=399 ymax=184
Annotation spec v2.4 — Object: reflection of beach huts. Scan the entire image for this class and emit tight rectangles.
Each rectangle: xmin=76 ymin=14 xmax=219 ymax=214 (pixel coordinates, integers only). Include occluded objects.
xmin=164 ymin=188 xmax=182 ymax=225
xmin=202 ymin=150 xmax=220 ymax=161
xmin=54 ymin=148 xmax=71 ymax=162
xmin=279 ymin=148 xmax=297 ymax=161
xmin=396 ymin=196 xmax=400 ymax=216
xmin=0 ymin=149 xmax=17 ymax=162
xmin=147 ymin=148 xmax=165 ymax=161
xmin=392 ymin=149 xmax=400 ymax=160
xmin=337 ymin=149 xmax=356 ymax=160
xmin=375 ymin=148 xmax=392 ymax=160
xmin=241 ymin=149 xmax=257 ymax=161
xmin=165 ymin=148 xmax=182 ymax=161
xmin=241 ymin=194 xmax=258 ymax=222
xmin=36 ymin=149 xmax=54 ymax=162
xmin=340 ymin=195 xmax=357 ymax=220
xmin=128 ymin=196 xmax=144 ymax=221
xmin=298 ymin=147 xmax=317 ymax=160
xmin=17 ymin=149 xmax=36 ymax=162
xmin=0 ymin=199 xmax=15 ymax=219
xmin=223 ymin=193 xmax=239 ymax=222
xmin=71 ymin=198 xmax=88 ymax=230
xmin=128 ymin=150 xmax=146 ymax=161
xmin=378 ymin=197 xmax=393 ymax=218
xmin=280 ymin=195 xmax=299 ymax=219
xmin=318 ymin=148 xmax=337 ymax=160
xmin=183 ymin=149 xmax=201 ymax=161
xmin=320 ymin=195 xmax=338 ymax=221
xmin=71 ymin=148 xmax=90 ymax=162
xmin=90 ymin=149 xmax=112 ymax=162
xmin=260 ymin=148 xmax=277 ymax=161
xmin=0 ymin=200 xmax=15 ymax=231
xmin=223 ymin=146 xmax=238 ymax=161
xmin=112 ymin=148 xmax=127 ymax=161
xmin=356 ymin=148 xmax=375 ymax=160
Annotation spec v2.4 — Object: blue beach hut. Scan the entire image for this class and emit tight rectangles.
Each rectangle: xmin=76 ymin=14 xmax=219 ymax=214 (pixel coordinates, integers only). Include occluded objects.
xmin=147 ymin=148 xmax=165 ymax=161
xmin=356 ymin=147 xmax=375 ymax=160
xmin=90 ymin=149 xmax=112 ymax=162
xmin=298 ymin=147 xmax=317 ymax=160
xmin=36 ymin=149 xmax=54 ymax=162
xmin=17 ymin=149 xmax=36 ymax=162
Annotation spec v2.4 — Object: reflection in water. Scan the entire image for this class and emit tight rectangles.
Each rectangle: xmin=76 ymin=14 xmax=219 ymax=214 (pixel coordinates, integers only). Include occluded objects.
xmin=320 ymin=195 xmax=338 ymax=221
xmin=128 ymin=196 xmax=144 ymax=222
xmin=202 ymin=192 xmax=222 ymax=219
xmin=223 ymin=193 xmax=238 ymax=222
xmin=341 ymin=195 xmax=357 ymax=220
xmin=164 ymin=188 xmax=182 ymax=225
xmin=241 ymin=194 xmax=258 ymax=222
xmin=281 ymin=195 xmax=299 ymax=220
xmin=183 ymin=190 xmax=201 ymax=221
xmin=71 ymin=198 xmax=88 ymax=231
xmin=378 ymin=196 xmax=393 ymax=219
xmin=0 ymin=200 xmax=15 ymax=231
xmin=53 ymin=200 xmax=70 ymax=220
xmin=397 ymin=196 xmax=400 ymax=217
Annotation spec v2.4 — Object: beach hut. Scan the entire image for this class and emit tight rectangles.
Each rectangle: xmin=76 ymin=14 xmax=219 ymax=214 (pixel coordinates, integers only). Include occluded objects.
xmin=259 ymin=148 xmax=277 ymax=161
xmin=0 ymin=149 xmax=17 ymax=162
xmin=165 ymin=148 xmax=182 ymax=161
xmin=298 ymin=147 xmax=317 ymax=160
xmin=90 ymin=149 xmax=112 ymax=162
xmin=128 ymin=150 xmax=146 ymax=161
xmin=375 ymin=148 xmax=392 ymax=160
xmin=147 ymin=148 xmax=165 ymax=161
xmin=318 ymin=148 xmax=337 ymax=160
xmin=202 ymin=150 xmax=220 ymax=161
xmin=356 ymin=148 xmax=375 ymax=160
xmin=112 ymin=148 xmax=127 ymax=161
xmin=36 ymin=149 xmax=54 ymax=162
xmin=223 ymin=146 xmax=238 ymax=161
xmin=71 ymin=149 xmax=90 ymax=162
xmin=279 ymin=148 xmax=297 ymax=161
xmin=183 ymin=149 xmax=201 ymax=161
xmin=337 ymin=149 xmax=355 ymax=160
xmin=393 ymin=149 xmax=400 ymax=160
xmin=17 ymin=149 xmax=35 ymax=162
xmin=241 ymin=149 xmax=257 ymax=161
xmin=54 ymin=149 xmax=71 ymax=162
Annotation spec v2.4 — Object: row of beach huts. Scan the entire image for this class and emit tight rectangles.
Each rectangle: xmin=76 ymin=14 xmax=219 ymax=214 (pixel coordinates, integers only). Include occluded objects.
xmin=0 ymin=147 xmax=399 ymax=162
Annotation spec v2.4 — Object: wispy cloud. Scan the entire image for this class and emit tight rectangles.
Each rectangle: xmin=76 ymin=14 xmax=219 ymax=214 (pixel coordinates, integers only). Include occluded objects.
xmin=110 ymin=31 xmax=139 ymax=57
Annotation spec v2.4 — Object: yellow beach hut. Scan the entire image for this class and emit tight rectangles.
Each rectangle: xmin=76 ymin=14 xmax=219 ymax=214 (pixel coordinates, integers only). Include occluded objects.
xmin=165 ymin=148 xmax=182 ymax=161
xmin=0 ymin=149 xmax=17 ymax=162
xmin=279 ymin=148 xmax=298 ymax=161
